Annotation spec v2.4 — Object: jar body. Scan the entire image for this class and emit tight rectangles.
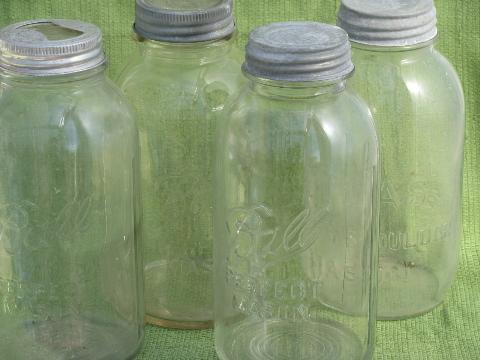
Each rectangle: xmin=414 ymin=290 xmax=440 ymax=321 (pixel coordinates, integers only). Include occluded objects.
xmin=215 ymin=81 xmax=379 ymax=360
xmin=117 ymin=37 xmax=243 ymax=327
xmin=0 ymin=70 xmax=144 ymax=360
xmin=350 ymin=44 xmax=465 ymax=319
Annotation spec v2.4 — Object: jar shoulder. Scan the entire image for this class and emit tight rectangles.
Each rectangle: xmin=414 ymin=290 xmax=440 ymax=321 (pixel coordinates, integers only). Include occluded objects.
xmin=117 ymin=51 xmax=245 ymax=118
xmin=116 ymin=50 xmax=243 ymax=93
xmin=225 ymin=87 xmax=378 ymax=153
xmin=351 ymin=48 xmax=465 ymax=111
xmin=0 ymin=77 xmax=136 ymax=132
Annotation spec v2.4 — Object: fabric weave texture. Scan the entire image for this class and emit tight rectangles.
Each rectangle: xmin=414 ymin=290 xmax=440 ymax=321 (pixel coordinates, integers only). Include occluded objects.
xmin=0 ymin=0 xmax=478 ymax=359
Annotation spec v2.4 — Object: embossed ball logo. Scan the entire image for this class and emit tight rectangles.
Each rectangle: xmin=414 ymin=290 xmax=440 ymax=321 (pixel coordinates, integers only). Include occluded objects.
xmin=226 ymin=205 xmax=329 ymax=271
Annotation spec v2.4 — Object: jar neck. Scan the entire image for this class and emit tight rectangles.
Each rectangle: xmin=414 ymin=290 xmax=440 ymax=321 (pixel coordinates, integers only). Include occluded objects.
xmin=351 ymin=39 xmax=436 ymax=59
xmin=136 ymin=33 xmax=235 ymax=64
xmin=248 ymin=76 xmax=347 ymax=100
xmin=0 ymin=65 xmax=107 ymax=88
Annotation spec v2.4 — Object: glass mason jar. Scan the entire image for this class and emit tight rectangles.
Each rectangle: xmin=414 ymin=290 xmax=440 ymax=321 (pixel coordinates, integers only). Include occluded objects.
xmin=117 ymin=0 xmax=243 ymax=328
xmin=0 ymin=20 xmax=144 ymax=359
xmin=338 ymin=0 xmax=465 ymax=319
xmin=215 ymin=22 xmax=379 ymax=360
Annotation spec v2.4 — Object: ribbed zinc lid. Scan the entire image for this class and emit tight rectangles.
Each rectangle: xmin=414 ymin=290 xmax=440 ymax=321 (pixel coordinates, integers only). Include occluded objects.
xmin=0 ymin=19 xmax=106 ymax=76
xmin=337 ymin=0 xmax=438 ymax=47
xmin=134 ymin=0 xmax=235 ymax=43
xmin=243 ymin=22 xmax=354 ymax=83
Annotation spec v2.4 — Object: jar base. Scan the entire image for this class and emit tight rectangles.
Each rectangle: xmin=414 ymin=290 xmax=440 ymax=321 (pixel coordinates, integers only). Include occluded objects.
xmin=378 ymin=256 xmax=447 ymax=320
xmin=124 ymin=334 xmax=145 ymax=360
xmin=378 ymin=300 xmax=444 ymax=321
xmin=145 ymin=315 xmax=213 ymax=329
xmin=0 ymin=315 xmax=142 ymax=360
xmin=217 ymin=318 xmax=366 ymax=360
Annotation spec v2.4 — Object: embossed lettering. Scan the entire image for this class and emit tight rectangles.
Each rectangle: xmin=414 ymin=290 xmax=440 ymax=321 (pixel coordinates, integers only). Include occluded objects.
xmin=380 ymin=221 xmax=457 ymax=251
xmin=226 ymin=205 xmax=329 ymax=270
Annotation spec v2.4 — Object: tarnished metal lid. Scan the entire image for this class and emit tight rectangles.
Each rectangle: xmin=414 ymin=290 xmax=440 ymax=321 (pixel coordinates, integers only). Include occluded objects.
xmin=134 ymin=0 xmax=235 ymax=43
xmin=0 ymin=19 xmax=105 ymax=76
xmin=243 ymin=22 xmax=354 ymax=83
xmin=337 ymin=0 xmax=437 ymax=47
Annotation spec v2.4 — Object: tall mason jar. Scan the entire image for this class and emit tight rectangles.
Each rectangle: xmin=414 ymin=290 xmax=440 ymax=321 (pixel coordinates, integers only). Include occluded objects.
xmin=0 ymin=20 xmax=144 ymax=359
xmin=117 ymin=0 xmax=243 ymax=328
xmin=215 ymin=22 xmax=379 ymax=360
xmin=338 ymin=0 xmax=465 ymax=319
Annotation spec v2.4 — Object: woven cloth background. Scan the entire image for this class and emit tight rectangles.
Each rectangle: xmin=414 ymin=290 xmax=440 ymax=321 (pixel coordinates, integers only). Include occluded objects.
xmin=0 ymin=0 xmax=478 ymax=359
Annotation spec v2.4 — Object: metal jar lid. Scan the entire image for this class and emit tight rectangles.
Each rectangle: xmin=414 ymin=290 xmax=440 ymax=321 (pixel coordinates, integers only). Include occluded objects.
xmin=243 ymin=21 xmax=354 ymax=83
xmin=134 ymin=0 xmax=235 ymax=43
xmin=337 ymin=0 xmax=438 ymax=47
xmin=0 ymin=19 xmax=106 ymax=76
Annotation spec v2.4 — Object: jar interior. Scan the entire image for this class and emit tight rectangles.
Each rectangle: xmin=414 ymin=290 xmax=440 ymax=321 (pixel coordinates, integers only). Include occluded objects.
xmin=21 ymin=22 xmax=84 ymax=41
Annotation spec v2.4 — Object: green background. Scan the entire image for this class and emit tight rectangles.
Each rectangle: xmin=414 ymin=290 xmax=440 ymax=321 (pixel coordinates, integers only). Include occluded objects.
xmin=1 ymin=0 xmax=478 ymax=359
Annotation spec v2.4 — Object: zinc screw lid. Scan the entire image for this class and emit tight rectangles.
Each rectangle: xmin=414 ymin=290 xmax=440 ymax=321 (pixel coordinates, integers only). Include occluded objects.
xmin=0 ymin=19 xmax=106 ymax=76
xmin=134 ymin=0 xmax=235 ymax=43
xmin=337 ymin=0 xmax=438 ymax=47
xmin=243 ymin=21 xmax=354 ymax=83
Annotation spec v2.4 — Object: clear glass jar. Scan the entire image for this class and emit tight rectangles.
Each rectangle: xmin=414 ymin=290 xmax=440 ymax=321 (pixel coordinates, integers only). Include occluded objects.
xmin=215 ymin=22 xmax=379 ymax=360
xmin=117 ymin=0 xmax=243 ymax=328
xmin=338 ymin=0 xmax=465 ymax=319
xmin=0 ymin=20 xmax=144 ymax=359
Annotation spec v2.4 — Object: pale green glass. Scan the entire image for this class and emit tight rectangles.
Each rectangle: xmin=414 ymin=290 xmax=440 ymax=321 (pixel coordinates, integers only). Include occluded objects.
xmin=0 ymin=67 xmax=144 ymax=359
xmin=349 ymin=42 xmax=465 ymax=319
xmin=215 ymin=78 xmax=379 ymax=360
xmin=117 ymin=35 xmax=243 ymax=328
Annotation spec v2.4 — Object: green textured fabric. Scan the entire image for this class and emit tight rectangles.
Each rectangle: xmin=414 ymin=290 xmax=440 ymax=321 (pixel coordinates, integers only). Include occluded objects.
xmin=1 ymin=0 xmax=478 ymax=359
